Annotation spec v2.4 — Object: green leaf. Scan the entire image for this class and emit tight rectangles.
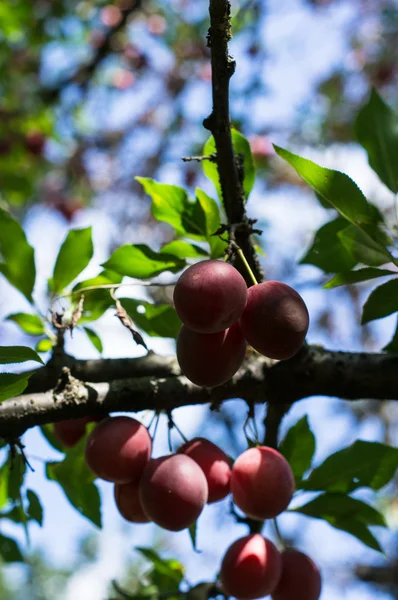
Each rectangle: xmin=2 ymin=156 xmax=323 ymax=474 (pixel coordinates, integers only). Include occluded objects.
xmin=45 ymin=438 xmax=101 ymax=527
xmin=0 ymin=206 xmax=36 ymax=302
xmin=203 ymin=130 xmax=255 ymax=200
xmin=26 ymin=489 xmax=43 ymax=526
xmin=0 ymin=346 xmax=43 ymax=365
xmin=338 ymin=225 xmax=392 ymax=267
xmin=383 ymin=317 xmax=398 ymax=352
xmin=6 ymin=313 xmax=45 ymax=336
xmin=325 ymin=267 xmax=396 ymax=289
xmin=136 ymin=548 xmax=184 ymax=587
xmin=40 ymin=424 xmax=64 ymax=453
xmin=274 ymin=146 xmax=395 ymax=264
xmin=300 ymin=218 xmax=357 ymax=273
xmin=355 ymin=88 xmax=398 ymax=193
xmin=35 ymin=338 xmax=53 ymax=353
xmin=294 ymin=493 xmax=385 ymax=553
xmin=361 ymin=279 xmax=398 ymax=324
xmin=8 ymin=453 xmax=26 ymax=503
xmin=83 ymin=327 xmax=103 ymax=353
xmin=280 ymin=416 xmax=316 ymax=486
xmin=0 ymin=534 xmax=24 ymax=562
xmin=195 ymin=189 xmax=227 ymax=258
xmin=0 ymin=460 xmax=9 ymax=510
xmin=119 ymin=299 xmax=182 ymax=338
xmin=103 ymin=244 xmax=185 ymax=279
xmin=0 ymin=373 xmax=30 ymax=402
xmin=161 ymin=240 xmax=208 ymax=259
xmin=137 ymin=177 xmax=201 ymax=238
xmin=301 ymin=440 xmax=398 ymax=493
xmin=73 ymin=269 xmax=122 ymax=323
xmin=51 ymin=227 xmax=93 ymax=293
xmin=188 ymin=521 xmax=198 ymax=552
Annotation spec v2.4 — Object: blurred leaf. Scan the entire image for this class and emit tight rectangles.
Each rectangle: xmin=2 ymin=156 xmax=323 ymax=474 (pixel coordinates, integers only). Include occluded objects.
xmin=0 ymin=346 xmax=43 ymax=365
xmin=189 ymin=521 xmax=198 ymax=552
xmin=26 ymin=489 xmax=43 ymax=526
xmin=119 ymin=299 xmax=181 ymax=338
xmin=383 ymin=317 xmax=398 ymax=352
xmin=338 ymin=225 xmax=392 ymax=267
xmin=35 ymin=338 xmax=53 ymax=353
xmin=0 ymin=206 xmax=35 ymax=302
xmin=280 ymin=416 xmax=316 ymax=486
xmin=83 ymin=327 xmax=103 ymax=354
xmin=0 ymin=534 xmax=24 ymax=562
xmin=161 ymin=240 xmax=208 ymax=259
xmin=361 ymin=279 xmax=398 ymax=324
xmin=300 ymin=218 xmax=357 ymax=273
xmin=45 ymin=437 xmax=101 ymax=527
xmin=355 ymin=88 xmax=398 ymax=193
xmin=0 ymin=373 xmax=30 ymax=402
xmin=103 ymin=244 xmax=185 ymax=279
xmin=203 ymin=130 xmax=255 ymax=200
xmin=294 ymin=493 xmax=386 ymax=553
xmin=325 ymin=267 xmax=396 ymax=289
xmin=51 ymin=227 xmax=93 ymax=294
xmin=301 ymin=440 xmax=398 ymax=493
xmin=0 ymin=460 xmax=9 ymax=510
xmin=8 ymin=453 xmax=26 ymax=503
xmin=40 ymin=424 xmax=64 ymax=453
xmin=6 ymin=313 xmax=45 ymax=336
xmin=73 ymin=269 xmax=122 ymax=323
xmin=136 ymin=547 xmax=184 ymax=588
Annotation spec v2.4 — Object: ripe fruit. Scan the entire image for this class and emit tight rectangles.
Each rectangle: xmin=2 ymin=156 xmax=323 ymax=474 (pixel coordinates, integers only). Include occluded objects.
xmin=220 ymin=534 xmax=282 ymax=599
xmin=272 ymin=549 xmax=321 ymax=600
xmin=139 ymin=454 xmax=208 ymax=531
xmin=178 ymin=437 xmax=231 ymax=503
xmin=53 ymin=416 xmax=101 ymax=448
xmin=173 ymin=260 xmax=248 ymax=334
xmin=231 ymin=446 xmax=294 ymax=519
xmin=240 ymin=281 xmax=309 ymax=360
xmin=176 ymin=323 xmax=247 ymax=387
xmin=85 ymin=416 xmax=152 ymax=484
xmin=114 ymin=481 xmax=151 ymax=524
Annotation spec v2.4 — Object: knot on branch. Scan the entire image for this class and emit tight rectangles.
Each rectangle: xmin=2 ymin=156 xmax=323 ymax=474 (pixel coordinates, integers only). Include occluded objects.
xmin=53 ymin=367 xmax=87 ymax=405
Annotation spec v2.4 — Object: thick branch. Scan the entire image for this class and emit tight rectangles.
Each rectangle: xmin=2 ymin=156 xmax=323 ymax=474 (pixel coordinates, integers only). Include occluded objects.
xmin=1 ymin=346 xmax=397 ymax=440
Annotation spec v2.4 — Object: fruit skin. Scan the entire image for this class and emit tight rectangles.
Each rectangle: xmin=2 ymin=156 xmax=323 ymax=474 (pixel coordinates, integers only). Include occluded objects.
xmin=173 ymin=260 xmax=248 ymax=334
xmin=139 ymin=454 xmax=208 ymax=531
xmin=177 ymin=437 xmax=231 ymax=503
xmin=240 ymin=281 xmax=309 ymax=360
xmin=176 ymin=322 xmax=247 ymax=387
xmin=85 ymin=416 xmax=152 ymax=484
xmin=272 ymin=549 xmax=321 ymax=600
xmin=53 ymin=416 xmax=101 ymax=448
xmin=231 ymin=446 xmax=294 ymax=520
xmin=114 ymin=481 xmax=151 ymax=524
xmin=220 ymin=534 xmax=282 ymax=599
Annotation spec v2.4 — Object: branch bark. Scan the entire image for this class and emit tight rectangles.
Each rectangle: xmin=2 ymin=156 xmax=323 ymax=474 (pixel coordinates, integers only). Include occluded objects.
xmin=1 ymin=345 xmax=397 ymax=440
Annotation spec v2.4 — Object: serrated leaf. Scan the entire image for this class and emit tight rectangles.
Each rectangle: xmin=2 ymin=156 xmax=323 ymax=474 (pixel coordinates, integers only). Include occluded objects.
xmin=0 ymin=346 xmax=43 ymax=365
xmin=0 ymin=206 xmax=35 ymax=302
xmin=294 ymin=493 xmax=385 ymax=553
xmin=355 ymin=88 xmax=398 ymax=194
xmin=301 ymin=440 xmax=398 ymax=493
xmin=0 ymin=373 xmax=30 ymax=402
xmin=300 ymin=218 xmax=357 ymax=273
xmin=103 ymin=244 xmax=185 ymax=279
xmin=161 ymin=240 xmax=208 ymax=259
xmin=361 ymin=279 xmax=398 ymax=324
xmin=26 ymin=489 xmax=43 ymax=526
xmin=325 ymin=267 xmax=396 ymax=289
xmin=137 ymin=177 xmax=202 ymax=238
xmin=0 ymin=534 xmax=24 ymax=562
xmin=6 ymin=313 xmax=45 ymax=336
xmin=274 ymin=146 xmax=395 ymax=264
xmin=338 ymin=225 xmax=391 ymax=267
xmin=35 ymin=338 xmax=53 ymax=353
xmin=119 ymin=299 xmax=181 ymax=338
xmin=203 ymin=130 xmax=255 ymax=200
xmin=51 ymin=227 xmax=93 ymax=293
xmin=83 ymin=327 xmax=103 ymax=353
xmin=280 ymin=416 xmax=316 ymax=486
xmin=45 ymin=438 xmax=101 ymax=527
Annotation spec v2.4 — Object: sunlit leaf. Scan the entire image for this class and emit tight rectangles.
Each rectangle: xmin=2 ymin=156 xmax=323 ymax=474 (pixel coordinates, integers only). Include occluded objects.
xmin=51 ymin=227 xmax=93 ymax=294
xmin=6 ymin=313 xmax=45 ymax=336
xmin=361 ymin=279 xmax=398 ymax=324
xmin=280 ymin=416 xmax=316 ymax=486
xmin=103 ymin=244 xmax=185 ymax=279
xmin=325 ymin=267 xmax=396 ymax=289
xmin=0 ymin=346 xmax=43 ymax=365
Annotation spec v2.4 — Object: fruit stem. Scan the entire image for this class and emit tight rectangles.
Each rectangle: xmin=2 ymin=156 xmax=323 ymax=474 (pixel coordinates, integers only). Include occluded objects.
xmin=236 ymin=246 xmax=258 ymax=286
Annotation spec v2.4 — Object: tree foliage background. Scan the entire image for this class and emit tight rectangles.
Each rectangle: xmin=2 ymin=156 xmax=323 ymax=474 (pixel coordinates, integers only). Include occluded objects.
xmin=0 ymin=0 xmax=398 ymax=598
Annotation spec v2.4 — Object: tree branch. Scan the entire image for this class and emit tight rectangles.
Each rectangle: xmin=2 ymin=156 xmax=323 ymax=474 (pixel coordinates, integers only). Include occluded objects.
xmin=1 ymin=346 xmax=397 ymax=440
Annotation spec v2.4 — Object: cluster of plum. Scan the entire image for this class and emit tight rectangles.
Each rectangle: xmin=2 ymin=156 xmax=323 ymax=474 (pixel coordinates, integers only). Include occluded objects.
xmin=53 ymin=415 xmax=321 ymax=600
xmin=173 ymin=260 xmax=309 ymax=387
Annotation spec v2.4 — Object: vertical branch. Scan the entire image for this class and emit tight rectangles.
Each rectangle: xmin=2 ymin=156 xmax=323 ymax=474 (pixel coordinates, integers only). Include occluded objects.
xmin=204 ymin=0 xmax=264 ymax=285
